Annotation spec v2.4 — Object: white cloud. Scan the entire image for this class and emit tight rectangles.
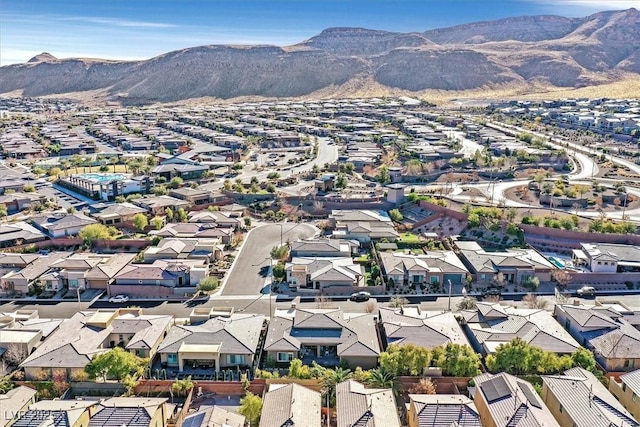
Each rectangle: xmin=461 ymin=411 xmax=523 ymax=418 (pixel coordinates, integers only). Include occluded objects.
xmin=59 ymin=16 xmax=177 ymax=28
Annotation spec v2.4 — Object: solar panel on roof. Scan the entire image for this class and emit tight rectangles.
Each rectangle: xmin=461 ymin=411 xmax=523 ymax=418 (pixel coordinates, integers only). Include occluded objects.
xmin=517 ymin=381 xmax=542 ymax=409
xmin=481 ymin=376 xmax=511 ymax=403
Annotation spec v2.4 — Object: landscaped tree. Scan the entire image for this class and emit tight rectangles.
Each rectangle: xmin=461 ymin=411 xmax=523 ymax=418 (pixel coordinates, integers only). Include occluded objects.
xmin=379 ymin=344 xmax=431 ymax=376
xmin=571 ymin=347 xmax=597 ymax=373
xmin=171 ymin=375 xmax=194 ymax=397
xmin=366 ymin=367 xmax=398 ymax=394
xmin=388 ymin=296 xmax=409 ymax=308
xmin=388 ymin=209 xmax=403 ymax=222
xmin=151 ymin=216 xmax=164 ymax=230
xmin=0 ymin=204 xmax=7 ymax=218
xmin=132 ymin=213 xmax=148 ymax=232
xmin=376 ymin=165 xmax=391 ymax=185
xmin=85 ymin=347 xmax=147 ymax=382
xmin=79 ymin=223 xmax=111 ymax=245
xmin=322 ymin=367 xmax=352 ymax=407
xmin=431 ymin=343 xmax=481 ymax=377
xmin=198 ymin=276 xmax=219 ymax=292
xmin=176 ymin=207 xmax=188 ymax=222
xmin=485 ymin=338 xmax=572 ymax=375
xmin=239 ymin=392 xmax=263 ymax=427
xmin=457 ymin=297 xmax=477 ymax=311
xmin=523 ymin=293 xmax=548 ymax=309
xmin=408 ymin=378 xmax=436 ymax=394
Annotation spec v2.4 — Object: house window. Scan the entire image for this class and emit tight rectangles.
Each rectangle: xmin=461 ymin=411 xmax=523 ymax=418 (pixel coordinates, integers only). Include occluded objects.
xmin=167 ymin=354 xmax=178 ymax=364
xmin=430 ymin=276 xmax=439 ymax=284
xmin=412 ymin=275 xmax=422 ymax=283
xmin=226 ymin=355 xmax=245 ymax=365
xmin=277 ymin=352 xmax=294 ymax=363
xmin=623 ymin=383 xmax=627 ymax=392
xmin=625 ymin=360 xmax=634 ymax=370
xmin=559 ymin=404 xmax=563 ymax=413
xmin=69 ymin=279 xmax=78 ymax=288
xmin=633 ymin=393 xmax=638 ymax=402
xmin=480 ymin=274 xmax=486 ymax=280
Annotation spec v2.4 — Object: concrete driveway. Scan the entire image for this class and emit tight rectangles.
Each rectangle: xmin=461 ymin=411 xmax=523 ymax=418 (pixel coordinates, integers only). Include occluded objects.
xmin=220 ymin=223 xmax=317 ymax=296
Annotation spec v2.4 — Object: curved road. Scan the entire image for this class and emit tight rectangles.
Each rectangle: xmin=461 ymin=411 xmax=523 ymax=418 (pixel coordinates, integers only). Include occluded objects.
xmin=220 ymin=223 xmax=317 ymax=296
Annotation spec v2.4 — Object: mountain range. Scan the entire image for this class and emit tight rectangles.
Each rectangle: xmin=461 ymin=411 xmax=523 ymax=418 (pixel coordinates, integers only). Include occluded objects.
xmin=1 ymin=8 xmax=639 ymax=105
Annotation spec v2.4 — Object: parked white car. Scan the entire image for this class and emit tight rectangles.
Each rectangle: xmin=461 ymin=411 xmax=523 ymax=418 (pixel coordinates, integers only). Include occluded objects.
xmin=108 ymin=294 xmax=129 ymax=303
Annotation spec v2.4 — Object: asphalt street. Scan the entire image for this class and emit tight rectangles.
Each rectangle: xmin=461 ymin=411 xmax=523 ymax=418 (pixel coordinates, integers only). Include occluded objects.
xmin=220 ymin=222 xmax=317 ymax=296
xmin=2 ymin=293 xmax=637 ymax=320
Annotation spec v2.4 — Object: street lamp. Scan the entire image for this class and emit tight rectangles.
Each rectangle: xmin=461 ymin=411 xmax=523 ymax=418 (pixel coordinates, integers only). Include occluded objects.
xmin=447 ymin=279 xmax=453 ymax=311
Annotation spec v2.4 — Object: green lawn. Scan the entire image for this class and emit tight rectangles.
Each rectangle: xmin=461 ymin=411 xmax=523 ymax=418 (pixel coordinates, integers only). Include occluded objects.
xmin=398 ymin=232 xmax=421 ymax=244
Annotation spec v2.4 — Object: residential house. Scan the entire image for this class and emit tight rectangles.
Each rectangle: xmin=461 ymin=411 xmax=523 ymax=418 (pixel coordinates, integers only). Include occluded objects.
xmin=260 ymin=383 xmax=321 ymax=427
xmin=285 ymin=257 xmax=365 ymax=291
xmin=329 ymin=210 xmax=399 ymax=244
xmin=542 ymin=367 xmax=640 ymax=427
xmin=170 ymin=188 xmax=230 ymax=206
xmin=0 ymin=253 xmax=40 ymax=276
xmin=554 ymin=303 xmax=640 ymax=372
xmin=12 ymin=400 xmax=95 ymax=427
xmin=0 ymin=192 xmax=46 ymax=215
xmin=0 ymin=386 xmax=37 ymax=427
xmin=112 ymin=259 xmax=208 ymax=298
xmin=182 ymin=406 xmax=245 ymax=427
xmin=20 ymin=309 xmax=173 ymax=380
xmin=336 ymin=380 xmax=401 ymax=427
xmin=264 ymin=308 xmax=380 ymax=368
xmin=407 ymin=394 xmax=481 ymax=427
xmin=379 ymin=251 xmax=469 ymax=288
xmin=378 ymin=305 xmax=472 ymax=350
xmin=152 ymin=163 xmax=208 ymax=181
xmin=457 ymin=241 xmax=556 ymax=285
xmin=150 ymin=223 xmax=234 ymax=245
xmin=142 ymin=238 xmax=223 ymax=262
xmin=289 ymin=239 xmax=355 ymax=258
xmin=462 ymin=302 xmax=580 ymax=356
xmin=187 ymin=210 xmax=241 ymax=228
xmin=133 ymin=195 xmax=190 ymax=216
xmin=40 ymin=253 xmax=136 ymax=292
xmin=0 ymin=222 xmax=46 ymax=249
xmin=572 ymin=242 xmax=640 ymax=273
xmin=0 ymin=310 xmax=63 ymax=365
xmin=157 ymin=313 xmax=265 ymax=371
xmin=1 ymin=252 xmax=69 ymax=295
xmin=88 ymin=397 xmax=169 ymax=427
xmin=30 ymin=212 xmax=97 ymax=238
xmin=50 ymin=252 xmax=137 ymax=291
xmin=473 ymin=372 xmax=560 ymax=427
xmin=91 ymin=202 xmax=148 ymax=225
xmin=609 ymin=369 xmax=640 ymax=421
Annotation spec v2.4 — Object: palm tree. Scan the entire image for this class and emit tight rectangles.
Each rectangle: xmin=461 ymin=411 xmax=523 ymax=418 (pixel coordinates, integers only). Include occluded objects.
xmin=322 ymin=367 xmax=352 ymax=407
xmin=366 ymin=367 xmax=398 ymax=395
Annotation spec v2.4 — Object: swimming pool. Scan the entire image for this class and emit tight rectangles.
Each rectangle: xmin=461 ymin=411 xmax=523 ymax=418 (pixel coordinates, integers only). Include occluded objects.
xmin=548 ymin=256 xmax=565 ymax=268
xmin=76 ymin=173 xmax=127 ymax=183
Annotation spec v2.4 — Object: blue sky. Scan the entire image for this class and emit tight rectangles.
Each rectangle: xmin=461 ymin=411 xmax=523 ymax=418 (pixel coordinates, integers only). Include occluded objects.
xmin=1 ymin=0 xmax=637 ymax=65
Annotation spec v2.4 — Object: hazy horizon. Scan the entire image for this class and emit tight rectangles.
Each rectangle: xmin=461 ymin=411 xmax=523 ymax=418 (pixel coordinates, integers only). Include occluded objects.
xmin=1 ymin=0 xmax=638 ymax=66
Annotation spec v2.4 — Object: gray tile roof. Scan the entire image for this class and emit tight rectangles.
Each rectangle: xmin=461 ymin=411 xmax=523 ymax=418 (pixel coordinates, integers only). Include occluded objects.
xmin=473 ymin=372 xmax=560 ymax=427
xmin=336 ymin=380 xmax=400 ymax=427
xmin=260 ymin=383 xmax=321 ymax=427
xmin=379 ymin=306 xmax=471 ymax=348
xmin=264 ymin=309 xmax=380 ymax=358
xmin=21 ymin=311 xmax=172 ymax=370
xmin=0 ymin=386 xmax=37 ymax=427
xmin=408 ymin=394 xmax=481 ymax=427
xmin=182 ymin=405 xmax=245 ymax=427
xmin=463 ymin=303 xmax=579 ymax=355
xmin=542 ymin=367 xmax=640 ymax=427
xmin=158 ymin=314 xmax=264 ymax=356
xmin=621 ymin=369 xmax=640 ymax=397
